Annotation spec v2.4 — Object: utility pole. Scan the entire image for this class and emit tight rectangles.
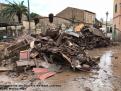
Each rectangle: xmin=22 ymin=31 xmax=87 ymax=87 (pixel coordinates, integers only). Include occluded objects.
xmin=106 ymin=11 xmax=109 ymax=36
xmin=28 ymin=0 xmax=31 ymax=34
xmin=71 ymin=8 xmax=75 ymax=25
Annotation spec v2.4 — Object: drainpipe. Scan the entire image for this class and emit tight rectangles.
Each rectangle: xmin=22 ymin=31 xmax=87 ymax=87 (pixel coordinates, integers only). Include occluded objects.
xmin=106 ymin=11 xmax=109 ymax=37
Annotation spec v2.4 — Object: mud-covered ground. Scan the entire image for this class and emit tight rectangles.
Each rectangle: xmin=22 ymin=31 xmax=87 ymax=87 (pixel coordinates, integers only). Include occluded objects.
xmin=0 ymin=44 xmax=121 ymax=91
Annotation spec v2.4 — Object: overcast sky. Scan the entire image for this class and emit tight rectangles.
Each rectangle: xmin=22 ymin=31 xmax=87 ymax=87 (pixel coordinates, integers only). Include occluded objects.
xmin=1 ymin=0 xmax=113 ymax=20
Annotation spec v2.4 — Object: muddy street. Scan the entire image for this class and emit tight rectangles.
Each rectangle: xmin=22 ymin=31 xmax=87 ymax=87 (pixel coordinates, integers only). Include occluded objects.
xmin=41 ymin=45 xmax=121 ymax=91
xmin=0 ymin=44 xmax=121 ymax=91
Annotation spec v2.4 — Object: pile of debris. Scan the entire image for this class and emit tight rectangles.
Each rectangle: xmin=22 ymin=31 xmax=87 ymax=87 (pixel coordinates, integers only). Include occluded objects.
xmin=0 ymin=25 xmax=112 ymax=79
xmin=64 ymin=26 xmax=110 ymax=50
xmin=0 ymin=12 xmax=112 ymax=80
xmin=80 ymin=27 xmax=110 ymax=49
xmin=0 ymin=28 xmax=101 ymax=74
xmin=28 ymin=35 xmax=98 ymax=70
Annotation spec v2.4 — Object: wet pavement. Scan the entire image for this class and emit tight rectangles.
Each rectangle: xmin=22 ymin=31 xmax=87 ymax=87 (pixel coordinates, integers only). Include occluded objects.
xmin=45 ymin=45 xmax=121 ymax=91
xmin=0 ymin=45 xmax=121 ymax=91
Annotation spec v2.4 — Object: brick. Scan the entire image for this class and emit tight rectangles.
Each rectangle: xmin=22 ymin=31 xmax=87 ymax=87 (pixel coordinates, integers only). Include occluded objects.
xmin=38 ymin=72 xmax=56 ymax=80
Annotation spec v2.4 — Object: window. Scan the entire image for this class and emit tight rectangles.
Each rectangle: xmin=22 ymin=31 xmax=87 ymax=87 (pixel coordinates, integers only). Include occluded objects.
xmin=110 ymin=27 xmax=112 ymax=33
xmin=115 ymin=4 xmax=117 ymax=13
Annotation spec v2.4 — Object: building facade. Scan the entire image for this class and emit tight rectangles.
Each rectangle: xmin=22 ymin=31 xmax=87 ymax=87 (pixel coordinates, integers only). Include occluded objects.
xmin=56 ymin=7 xmax=96 ymax=26
xmin=113 ymin=0 xmax=121 ymax=41
xmin=113 ymin=0 xmax=121 ymax=30
xmin=37 ymin=16 xmax=71 ymax=33
xmin=84 ymin=10 xmax=96 ymax=26
xmin=0 ymin=3 xmax=7 ymax=10
xmin=0 ymin=3 xmax=27 ymax=26
xmin=0 ymin=3 xmax=28 ymax=37
xmin=0 ymin=3 xmax=9 ymax=26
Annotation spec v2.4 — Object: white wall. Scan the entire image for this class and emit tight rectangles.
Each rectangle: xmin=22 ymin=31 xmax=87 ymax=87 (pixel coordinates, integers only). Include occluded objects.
xmin=23 ymin=21 xmax=35 ymax=30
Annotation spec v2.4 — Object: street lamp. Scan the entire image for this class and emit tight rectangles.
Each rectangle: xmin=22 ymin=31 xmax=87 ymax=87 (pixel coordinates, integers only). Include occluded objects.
xmin=106 ymin=11 xmax=109 ymax=36
xmin=28 ymin=0 xmax=31 ymax=34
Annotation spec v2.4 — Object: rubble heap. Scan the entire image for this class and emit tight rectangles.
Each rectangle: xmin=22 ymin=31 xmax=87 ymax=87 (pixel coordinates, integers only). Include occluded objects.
xmin=0 ymin=25 xmax=112 ymax=77
xmin=28 ymin=35 xmax=98 ymax=71
xmin=65 ymin=27 xmax=110 ymax=50
xmin=1 ymin=27 xmax=103 ymax=74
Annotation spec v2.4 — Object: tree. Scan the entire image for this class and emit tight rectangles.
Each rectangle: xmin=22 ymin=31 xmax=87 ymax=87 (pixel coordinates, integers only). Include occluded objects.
xmin=1 ymin=1 xmax=28 ymax=24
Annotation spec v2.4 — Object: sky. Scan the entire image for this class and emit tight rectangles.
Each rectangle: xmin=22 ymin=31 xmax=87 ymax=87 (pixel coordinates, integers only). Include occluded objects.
xmin=1 ymin=0 xmax=113 ymax=21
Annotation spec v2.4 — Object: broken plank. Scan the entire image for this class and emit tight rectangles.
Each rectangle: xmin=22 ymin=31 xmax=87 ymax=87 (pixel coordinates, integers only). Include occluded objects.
xmin=0 ymin=67 xmax=13 ymax=71
xmin=16 ymin=60 xmax=35 ymax=66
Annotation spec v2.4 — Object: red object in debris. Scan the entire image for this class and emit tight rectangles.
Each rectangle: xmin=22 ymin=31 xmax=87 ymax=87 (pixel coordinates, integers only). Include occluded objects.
xmin=38 ymin=72 xmax=56 ymax=80
xmin=32 ymin=68 xmax=49 ymax=73
xmin=20 ymin=50 xmax=29 ymax=60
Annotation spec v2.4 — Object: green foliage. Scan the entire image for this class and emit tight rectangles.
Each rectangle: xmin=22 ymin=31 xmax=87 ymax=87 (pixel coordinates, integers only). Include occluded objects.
xmin=1 ymin=0 xmax=28 ymax=23
xmin=30 ymin=12 xmax=39 ymax=19
xmin=30 ymin=12 xmax=40 ymax=25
